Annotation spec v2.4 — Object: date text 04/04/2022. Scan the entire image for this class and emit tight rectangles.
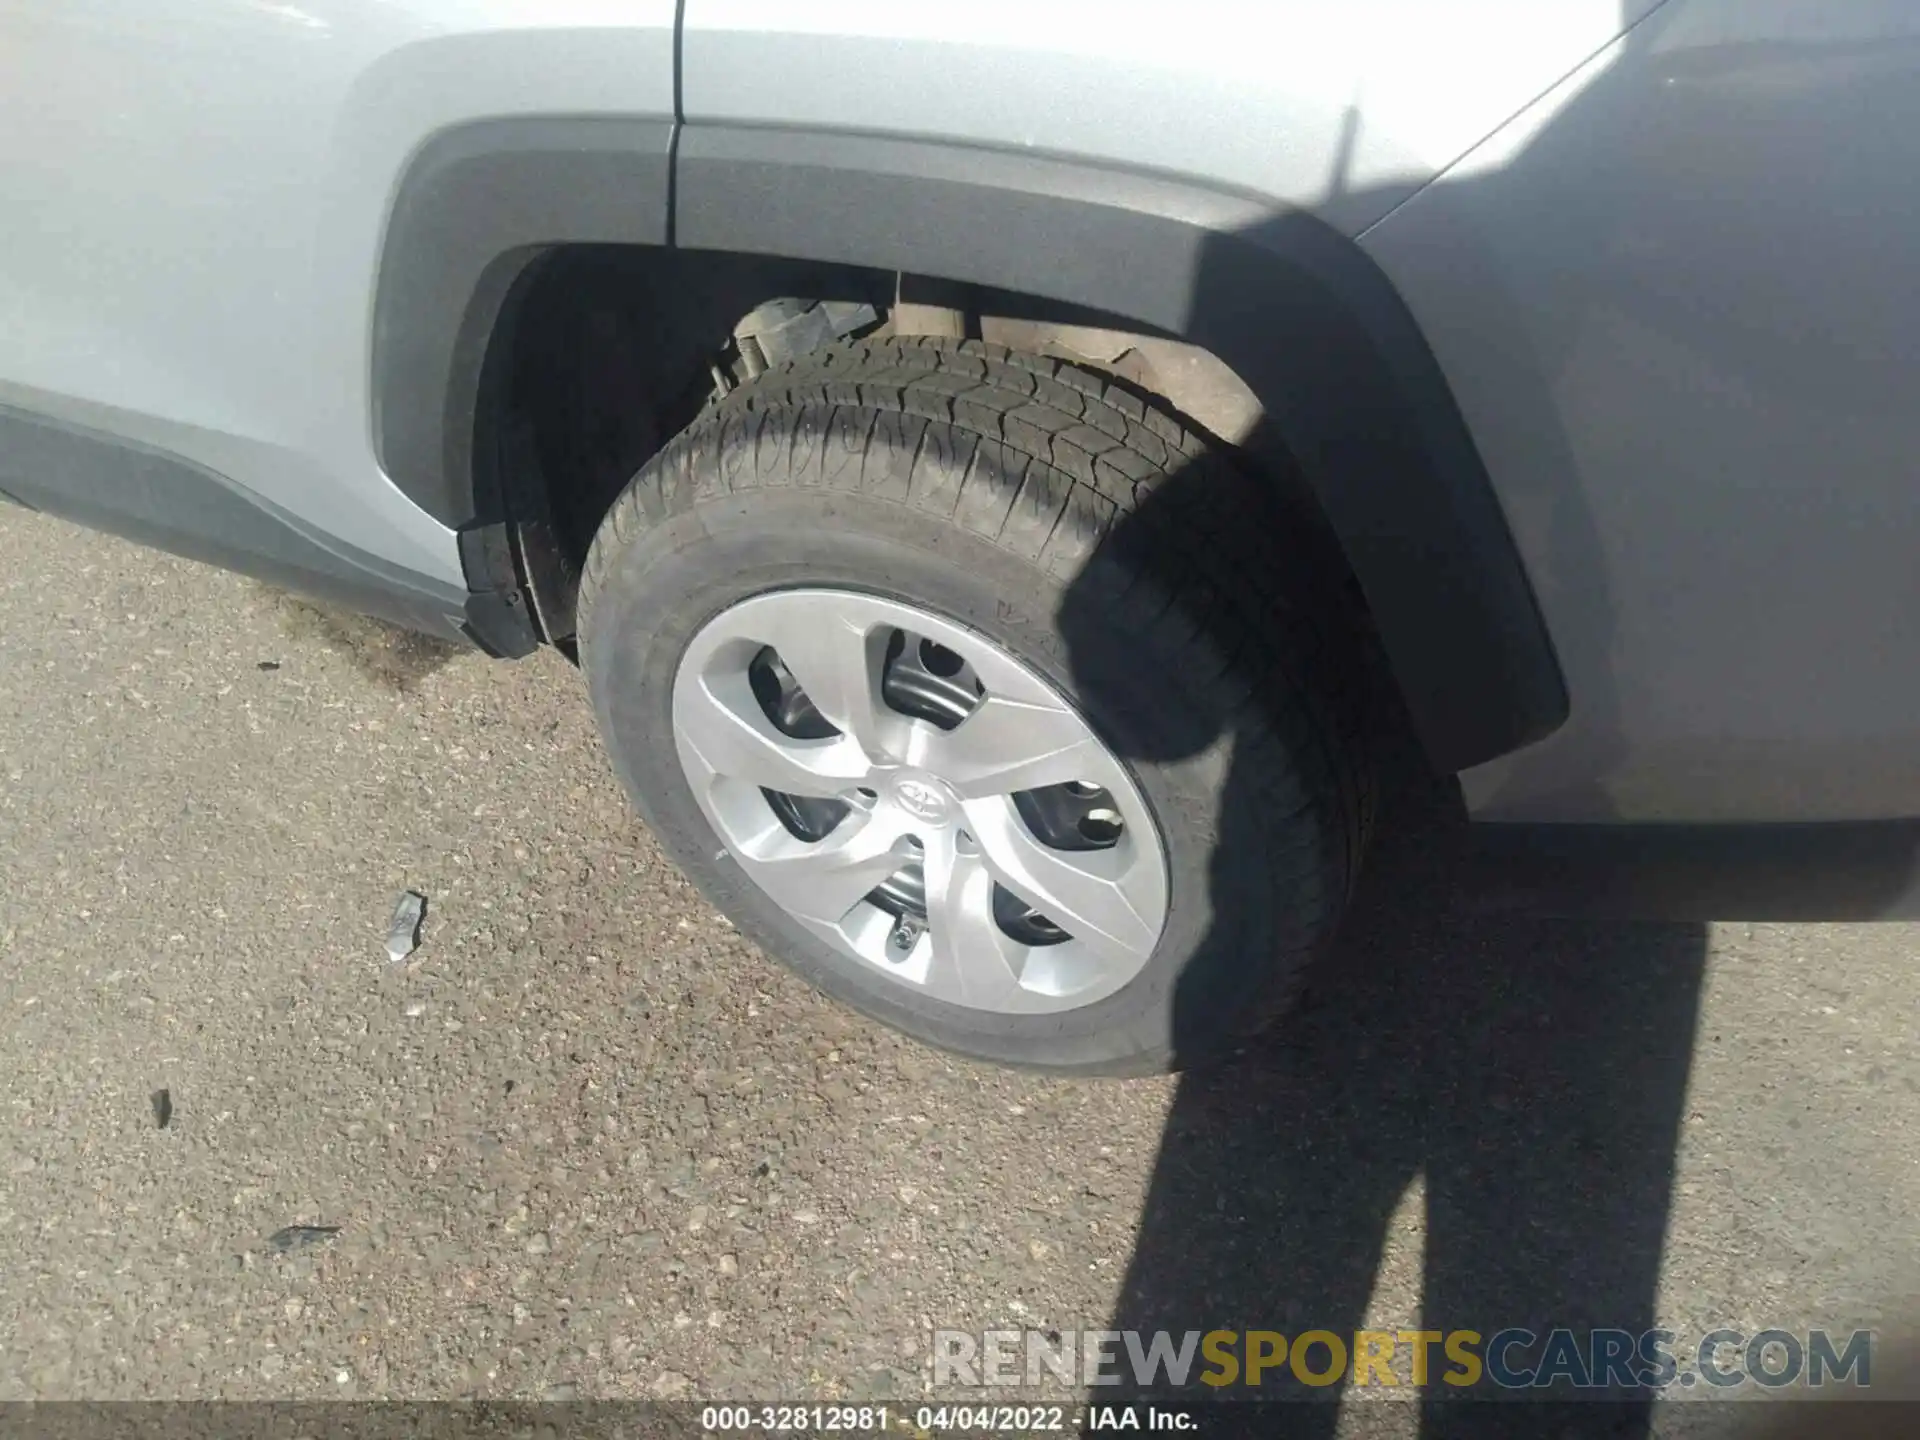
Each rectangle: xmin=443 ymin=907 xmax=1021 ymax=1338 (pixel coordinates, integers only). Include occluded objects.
xmin=909 ymin=1405 xmax=1196 ymax=1431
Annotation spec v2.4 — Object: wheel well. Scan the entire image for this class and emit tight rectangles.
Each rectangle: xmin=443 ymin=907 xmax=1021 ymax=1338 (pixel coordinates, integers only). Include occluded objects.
xmin=480 ymin=244 xmax=1348 ymax=654
xmin=382 ymin=119 xmax=1565 ymax=769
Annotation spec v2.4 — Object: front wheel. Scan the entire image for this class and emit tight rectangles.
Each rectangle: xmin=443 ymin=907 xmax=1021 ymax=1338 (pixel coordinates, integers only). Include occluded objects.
xmin=579 ymin=340 xmax=1370 ymax=1074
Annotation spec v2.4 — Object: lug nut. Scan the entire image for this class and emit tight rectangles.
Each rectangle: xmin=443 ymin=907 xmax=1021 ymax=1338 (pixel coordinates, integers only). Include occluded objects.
xmin=890 ymin=912 xmax=926 ymax=951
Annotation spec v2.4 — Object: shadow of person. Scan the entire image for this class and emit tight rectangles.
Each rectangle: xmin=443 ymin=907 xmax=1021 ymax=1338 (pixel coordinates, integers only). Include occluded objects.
xmin=1058 ymin=452 xmax=1707 ymax=1439
xmin=1133 ymin=777 xmax=1707 ymax=1437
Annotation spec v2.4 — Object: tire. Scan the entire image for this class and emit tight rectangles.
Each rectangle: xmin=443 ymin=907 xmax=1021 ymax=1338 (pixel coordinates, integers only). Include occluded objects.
xmin=579 ymin=338 xmax=1372 ymax=1075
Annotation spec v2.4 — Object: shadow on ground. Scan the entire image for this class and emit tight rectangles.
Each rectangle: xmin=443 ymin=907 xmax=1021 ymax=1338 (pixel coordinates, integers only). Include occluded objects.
xmin=1104 ymin=762 xmax=1708 ymax=1437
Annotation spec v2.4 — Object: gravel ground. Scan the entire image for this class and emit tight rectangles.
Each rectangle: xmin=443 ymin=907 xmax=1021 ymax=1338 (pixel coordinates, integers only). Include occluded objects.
xmin=2 ymin=507 xmax=1916 ymax=1434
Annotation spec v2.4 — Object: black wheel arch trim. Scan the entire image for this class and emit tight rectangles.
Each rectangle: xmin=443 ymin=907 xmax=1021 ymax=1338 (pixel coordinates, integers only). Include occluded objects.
xmin=370 ymin=117 xmax=675 ymax=533
xmin=372 ymin=117 xmax=1568 ymax=773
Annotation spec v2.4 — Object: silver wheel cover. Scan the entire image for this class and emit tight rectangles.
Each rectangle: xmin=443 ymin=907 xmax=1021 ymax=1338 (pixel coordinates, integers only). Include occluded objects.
xmin=670 ymin=589 xmax=1170 ymax=1015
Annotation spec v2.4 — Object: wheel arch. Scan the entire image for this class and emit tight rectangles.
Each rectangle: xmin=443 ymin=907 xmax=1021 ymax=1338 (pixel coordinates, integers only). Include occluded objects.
xmin=371 ymin=118 xmax=1568 ymax=773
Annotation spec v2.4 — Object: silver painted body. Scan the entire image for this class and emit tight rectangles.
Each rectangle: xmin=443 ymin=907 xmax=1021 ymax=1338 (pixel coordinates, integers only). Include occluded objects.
xmin=1366 ymin=1 xmax=1920 ymax=821
xmin=681 ymin=1 xmax=1642 ymax=239
xmin=4 ymin=0 xmax=1917 ymax=822
xmin=0 ymin=0 xmax=677 ymax=585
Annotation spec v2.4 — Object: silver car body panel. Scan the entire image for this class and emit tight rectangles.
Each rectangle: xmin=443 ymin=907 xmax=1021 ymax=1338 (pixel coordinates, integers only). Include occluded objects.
xmin=680 ymin=0 xmax=1641 ymax=239
xmin=1364 ymin=0 xmax=1920 ymax=821
xmin=0 ymin=0 xmax=677 ymax=587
